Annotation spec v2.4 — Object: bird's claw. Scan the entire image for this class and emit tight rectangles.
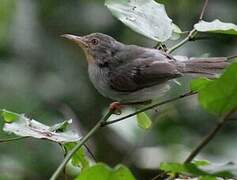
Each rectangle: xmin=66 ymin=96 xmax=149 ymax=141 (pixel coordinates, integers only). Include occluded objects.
xmin=109 ymin=102 xmax=123 ymax=115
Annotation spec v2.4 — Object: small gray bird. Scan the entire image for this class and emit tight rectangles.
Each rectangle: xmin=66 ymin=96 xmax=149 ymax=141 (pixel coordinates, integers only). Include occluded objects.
xmin=62 ymin=33 xmax=228 ymax=104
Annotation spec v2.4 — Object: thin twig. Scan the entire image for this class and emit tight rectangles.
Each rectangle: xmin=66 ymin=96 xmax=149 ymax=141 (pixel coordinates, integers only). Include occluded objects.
xmin=84 ymin=144 xmax=97 ymax=162
xmin=102 ymin=91 xmax=196 ymax=127
xmin=58 ymin=144 xmax=68 ymax=180
xmin=50 ymin=109 xmax=114 ymax=180
xmin=0 ymin=136 xmax=28 ymax=143
xmin=199 ymin=0 xmax=209 ymax=21
xmin=167 ymin=0 xmax=209 ymax=54
xmin=184 ymin=110 xmax=236 ymax=163
xmin=227 ymin=55 xmax=237 ymax=60
xmin=167 ymin=29 xmax=197 ymax=53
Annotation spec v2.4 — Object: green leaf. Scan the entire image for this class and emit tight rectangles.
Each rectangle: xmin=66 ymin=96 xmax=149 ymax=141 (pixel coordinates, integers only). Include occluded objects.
xmin=105 ymin=0 xmax=173 ymax=42
xmin=193 ymin=160 xmax=210 ymax=167
xmin=160 ymin=162 xmax=235 ymax=178
xmin=136 ymin=112 xmax=152 ymax=129
xmin=49 ymin=120 xmax=70 ymax=132
xmin=199 ymin=176 xmax=217 ymax=180
xmin=190 ymin=62 xmax=237 ymax=116
xmin=1 ymin=109 xmax=20 ymax=123
xmin=76 ymin=163 xmax=135 ymax=180
xmin=190 ymin=77 xmax=212 ymax=92
xmin=2 ymin=110 xmax=81 ymax=143
xmin=194 ymin=19 xmax=237 ymax=35
xmin=64 ymin=143 xmax=89 ymax=170
xmin=160 ymin=162 xmax=208 ymax=176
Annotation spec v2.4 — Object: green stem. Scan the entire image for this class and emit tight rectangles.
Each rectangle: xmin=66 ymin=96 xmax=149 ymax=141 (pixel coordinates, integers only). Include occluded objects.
xmin=50 ymin=110 xmax=113 ymax=180
xmin=102 ymin=91 xmax=196 ymax=126
xmin=167 ymin=29 xmax=197 ymax=54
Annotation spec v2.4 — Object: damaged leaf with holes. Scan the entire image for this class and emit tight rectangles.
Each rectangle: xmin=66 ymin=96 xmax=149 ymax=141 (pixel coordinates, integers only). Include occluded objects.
xmin=1 ymin=109 xmax=81 ymax=143
xmin=105 ymin=0 xmax=175 ymax=42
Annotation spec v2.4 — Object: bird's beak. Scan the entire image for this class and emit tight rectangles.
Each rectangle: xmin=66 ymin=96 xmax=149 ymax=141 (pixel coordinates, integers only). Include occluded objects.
xmin=61 ymin=34 xmax=88 ymax=48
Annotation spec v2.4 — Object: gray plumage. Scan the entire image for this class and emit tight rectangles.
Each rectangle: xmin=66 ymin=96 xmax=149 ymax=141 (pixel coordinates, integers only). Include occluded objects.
xmin=63 ymin=33 xmax=229 ymax=103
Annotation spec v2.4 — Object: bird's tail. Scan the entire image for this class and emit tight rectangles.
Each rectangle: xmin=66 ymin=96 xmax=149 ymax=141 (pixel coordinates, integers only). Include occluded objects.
xmin=176 ymin=57 xmax=229 ymax=77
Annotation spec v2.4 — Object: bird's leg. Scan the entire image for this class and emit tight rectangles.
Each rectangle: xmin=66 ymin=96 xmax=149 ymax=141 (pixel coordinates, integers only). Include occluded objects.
xmin=109 ymin=100 xmax=152 ymax=115
xmin=109 ymin=102 xmax=124 ymax=115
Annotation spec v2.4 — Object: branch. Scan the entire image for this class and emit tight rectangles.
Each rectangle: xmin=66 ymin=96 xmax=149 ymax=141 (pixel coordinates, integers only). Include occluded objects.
xmin=167 ymin=0 xmax=209 ymax=54
xmin=167 ymin=29 xmax=197 ymax=54
xmin=227 ymin=55 xmax=237 ymax=60
xmin=50 ymin=91 xmax=196 ymax=179
xmin=184 ymin=109 xmax=236 ymax=163
xmin=199 ymin=0 xmax=209 ymax=21
xmin=102 ymin=91 xmax=196 ymax=127
xmin=0 ymin=136 xmax=28 ymax=143
xmin=50 ymin=110 xmax=114 ymax=180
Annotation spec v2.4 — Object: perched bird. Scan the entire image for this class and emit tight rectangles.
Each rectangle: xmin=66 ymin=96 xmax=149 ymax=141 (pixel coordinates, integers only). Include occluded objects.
xmin=62 ymin=33 xmax=228 ymax=105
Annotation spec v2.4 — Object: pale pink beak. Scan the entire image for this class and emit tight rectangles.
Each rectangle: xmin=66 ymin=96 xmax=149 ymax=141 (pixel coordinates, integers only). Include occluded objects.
xmin=61 ymin=34 xmax=88 ymax=48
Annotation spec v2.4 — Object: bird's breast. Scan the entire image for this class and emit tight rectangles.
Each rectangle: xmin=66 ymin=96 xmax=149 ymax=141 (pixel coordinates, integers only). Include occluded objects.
xmin=88 ymin=64 xmax=113 ymax=98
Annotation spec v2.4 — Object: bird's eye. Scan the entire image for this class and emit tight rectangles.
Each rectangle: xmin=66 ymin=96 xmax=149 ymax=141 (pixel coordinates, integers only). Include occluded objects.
xmin=91 ymin=38 xmax=99 ymax=45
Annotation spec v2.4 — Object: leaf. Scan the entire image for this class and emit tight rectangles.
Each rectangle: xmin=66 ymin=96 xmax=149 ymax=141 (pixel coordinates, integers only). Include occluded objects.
xmin=105 ymin=0 xmax=173 ymax=42
xmin=1 ymin=109 xmax=19 ymax=123
xmin=76 ymin=163 xmax=135 ymax=180
xmin=160 ymin=162 xmax=208 ymax=176
xmin=49 ymin=120 xmax=70 ymax=132
xmin=193 ymin=160 xmax=210 ymax=167
xmin=202 ymin=162 xmax=237 ymax=178
xmin=64 ymin=143 xmax=89 ymax=170
xmin=170 ymin=23 xmax=182 ymax=40
xmin=2 ymin=110 xmax=80 ymax=143
xmin=199 ymin=176 xmax=217 ymax=180
xmin=190 ymin=77 xmax=212 ymax=92
xmin=136 ymin=112 xmax=152 ymax=129
xmin=194 ymin=19 xmax=237 ymax=35
xmin=160 ymin=162 xmax=234 ymax=178
xmin=190 ymin=62 xmax=237 ymax=116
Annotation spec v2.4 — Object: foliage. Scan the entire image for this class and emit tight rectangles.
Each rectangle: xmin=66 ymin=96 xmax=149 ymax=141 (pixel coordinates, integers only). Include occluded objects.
xmin=160 ymin=161 xmax=235 ymax=178
xmin=194 ymin=19 xmax=237 ymax=35
xmin=75 ymin=163 xmax=135 ymax=180
xmin=105 ymin=0 xmax=174 ymax=42
xmin=1 ymin=109 xmax=80 ymax=143
xmin=1 ymin=0 xmax=237 ymax=179
xmin=190 ymin=62 xmax=237 ymax=116
xmin=64 ymin=143 xmax=90 ymax=170
xmin=136 ymin=112 xmax=152 ymax=129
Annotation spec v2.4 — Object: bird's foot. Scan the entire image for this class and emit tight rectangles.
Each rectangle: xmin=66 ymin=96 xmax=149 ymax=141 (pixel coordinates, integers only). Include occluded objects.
xmin=109 ymin=102 xmax=124 ymax=115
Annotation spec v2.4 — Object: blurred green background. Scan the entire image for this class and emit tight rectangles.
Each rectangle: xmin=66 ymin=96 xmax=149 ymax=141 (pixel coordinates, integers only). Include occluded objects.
xmin=0 ymin=0 xmax=236 ymax=179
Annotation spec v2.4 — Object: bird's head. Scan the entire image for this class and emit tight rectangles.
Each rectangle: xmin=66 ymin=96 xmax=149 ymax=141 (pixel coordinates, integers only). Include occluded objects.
xmin=61 ymin=33 xmax=122 ymax=66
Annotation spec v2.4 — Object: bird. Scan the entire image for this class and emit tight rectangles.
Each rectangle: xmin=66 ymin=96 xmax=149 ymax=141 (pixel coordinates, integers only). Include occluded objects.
xmin=61 ymin=33 xmax=228 ymax=109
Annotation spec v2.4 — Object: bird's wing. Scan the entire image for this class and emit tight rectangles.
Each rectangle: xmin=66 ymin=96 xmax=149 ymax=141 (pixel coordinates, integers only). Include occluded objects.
xmin=109 ymin=59 xmax=183 ymax=92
